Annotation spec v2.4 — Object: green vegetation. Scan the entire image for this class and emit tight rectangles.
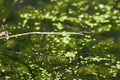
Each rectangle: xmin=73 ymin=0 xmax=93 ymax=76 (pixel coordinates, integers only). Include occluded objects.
xmin=0 ymin=0 xmax=120 ymax=80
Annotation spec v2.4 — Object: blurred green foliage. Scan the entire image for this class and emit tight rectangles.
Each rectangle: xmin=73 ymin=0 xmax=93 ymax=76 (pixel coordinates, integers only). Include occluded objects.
xmin=0 ymin=0 xmax=120 ymax=80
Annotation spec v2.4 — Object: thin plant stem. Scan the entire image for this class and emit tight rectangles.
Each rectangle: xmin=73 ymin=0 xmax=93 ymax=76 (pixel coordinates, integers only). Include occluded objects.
xmin=0 ymin=31 xmax=91 ymax=40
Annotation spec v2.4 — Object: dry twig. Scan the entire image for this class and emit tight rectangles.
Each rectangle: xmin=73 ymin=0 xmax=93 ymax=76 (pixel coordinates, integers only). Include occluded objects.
xmin=0 ymin=31 xmax=91 ymax=40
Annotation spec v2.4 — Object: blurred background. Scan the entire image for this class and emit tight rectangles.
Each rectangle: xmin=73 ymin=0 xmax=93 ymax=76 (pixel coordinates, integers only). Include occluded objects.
xmin=0 ymin=0 xmax=120 ymax=80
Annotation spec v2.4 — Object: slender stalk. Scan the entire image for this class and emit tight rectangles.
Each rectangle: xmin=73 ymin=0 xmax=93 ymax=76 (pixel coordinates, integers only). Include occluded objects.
xmin=0 ymin=31 xmax=91 ymax=40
